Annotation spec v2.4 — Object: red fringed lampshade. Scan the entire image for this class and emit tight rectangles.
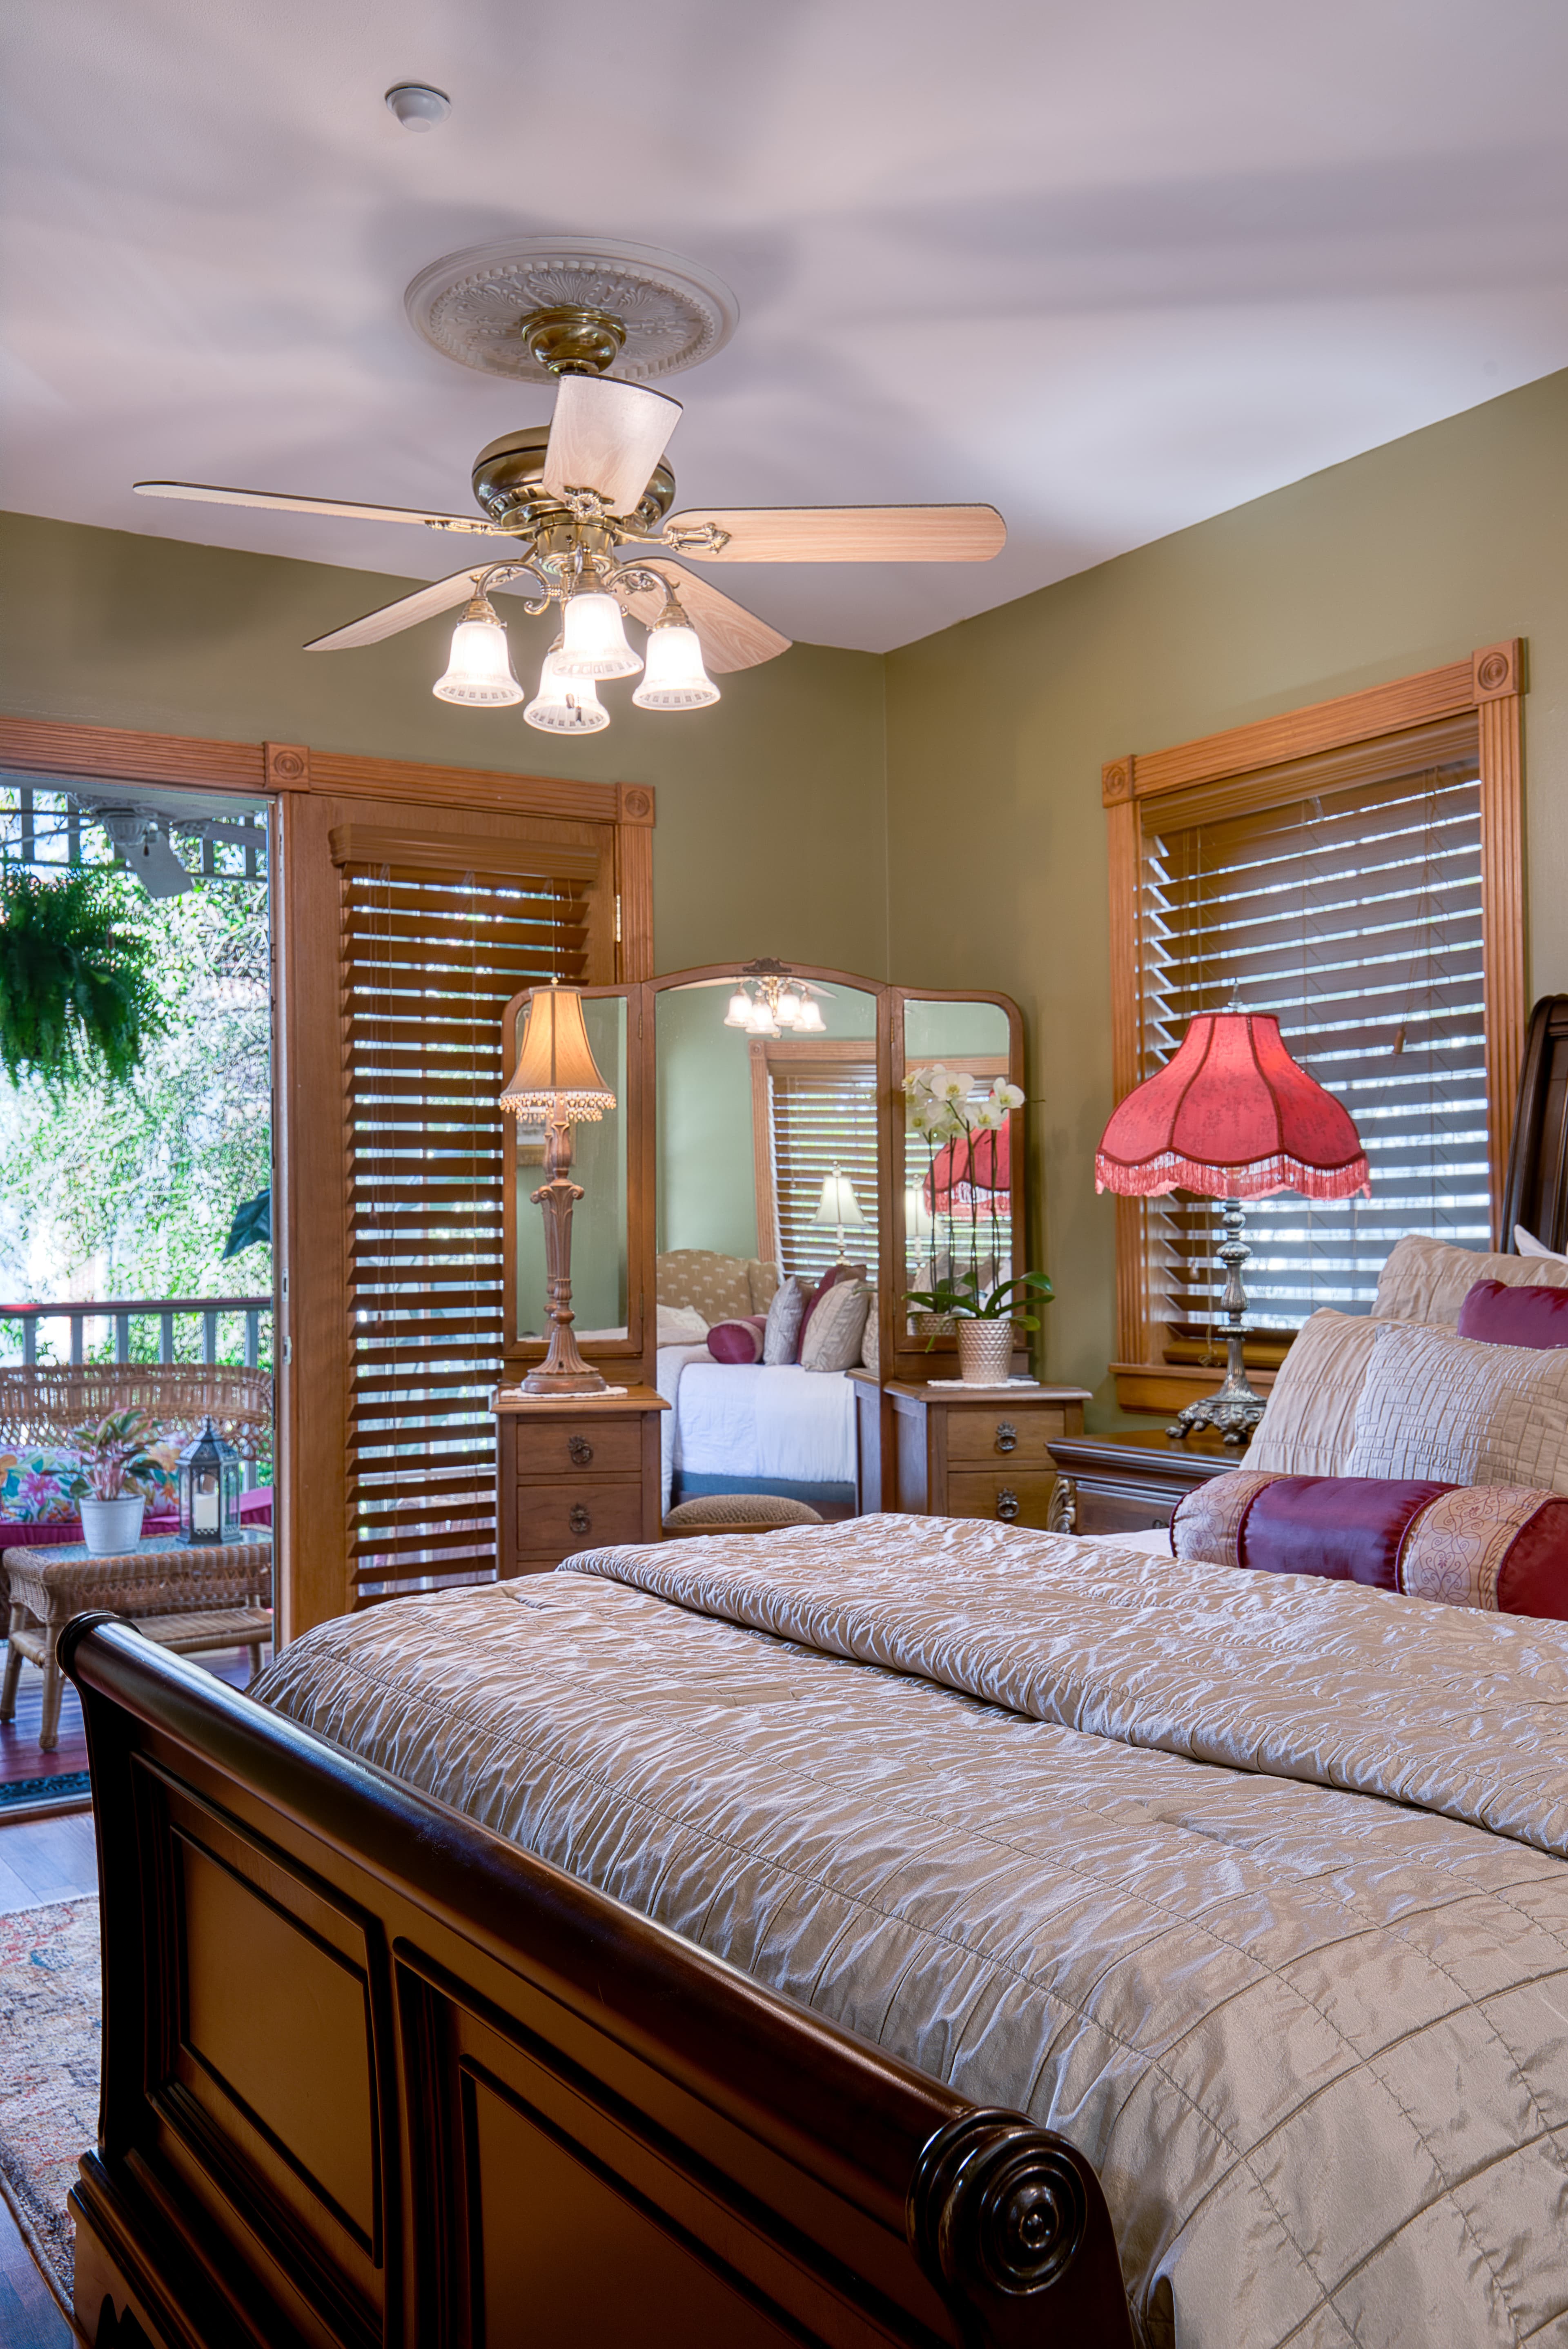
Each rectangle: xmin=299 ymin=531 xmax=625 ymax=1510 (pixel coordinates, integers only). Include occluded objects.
xmin=925 ymin=1125 xmax=1011 ymax=1213
xmin=1095 ymin=1012 xmax=1370 ymax=1201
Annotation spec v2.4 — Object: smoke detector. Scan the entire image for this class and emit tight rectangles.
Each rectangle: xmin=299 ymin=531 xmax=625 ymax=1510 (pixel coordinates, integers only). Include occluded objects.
xmin=385 ymin=84 xmax=450 ymax=133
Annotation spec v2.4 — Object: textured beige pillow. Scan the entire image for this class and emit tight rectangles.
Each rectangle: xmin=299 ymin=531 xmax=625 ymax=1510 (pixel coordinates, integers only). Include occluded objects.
xmin=1373 ymin=1232 xmax=1568 ymax=1325
xmin=860 ymin=1293 xmax=880 ymax=1376
xmin=800 ymin=1279 xmax=871 ymax=1373
xmin=1348 ymin=1320 xmax=1568 ymax=1491
xmin=1243 ymin=1309 xmax=1394 ymax=1477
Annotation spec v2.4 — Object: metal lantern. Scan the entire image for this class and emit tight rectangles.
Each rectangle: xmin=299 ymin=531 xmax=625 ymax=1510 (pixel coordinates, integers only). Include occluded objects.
xmin=178 ymin=1416 xmax=242 ymax=1545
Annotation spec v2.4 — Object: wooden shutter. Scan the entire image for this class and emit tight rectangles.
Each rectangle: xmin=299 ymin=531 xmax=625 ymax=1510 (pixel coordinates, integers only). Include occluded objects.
xmin=337 ymin=833 xmax=595 ymax=1604
xmin=1142 ymin=757 xmax=1488 ymax=1334
xmin=765 ymin=1058 xmax=880 ymax=1282
xmin=278 ymin=792 xmax=621 ymax=1635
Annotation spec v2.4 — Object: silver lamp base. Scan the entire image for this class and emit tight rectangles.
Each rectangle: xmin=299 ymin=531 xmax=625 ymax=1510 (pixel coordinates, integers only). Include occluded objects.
xmin=1167 ymin=1197 xmax=1267 ymax=1447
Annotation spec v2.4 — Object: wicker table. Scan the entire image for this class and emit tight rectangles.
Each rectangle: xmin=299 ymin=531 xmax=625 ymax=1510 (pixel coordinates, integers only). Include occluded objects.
xmin=0 ymin=1531 xmax=273 ymax=1750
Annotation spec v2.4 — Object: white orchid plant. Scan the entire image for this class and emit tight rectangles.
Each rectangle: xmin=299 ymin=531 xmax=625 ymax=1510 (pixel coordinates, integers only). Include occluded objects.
xmin=901 ymin=1065 xmax=1054 ymax=1327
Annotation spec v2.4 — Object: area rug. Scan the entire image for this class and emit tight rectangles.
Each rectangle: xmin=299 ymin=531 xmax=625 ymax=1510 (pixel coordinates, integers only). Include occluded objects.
xmin=0 ymin=1895 xmax=100 ymax=2314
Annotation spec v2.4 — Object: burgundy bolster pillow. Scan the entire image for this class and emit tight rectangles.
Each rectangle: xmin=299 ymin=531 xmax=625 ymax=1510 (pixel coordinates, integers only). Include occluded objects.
xmin=706 ymin=1315 xmax=767 ymax=1364
xmin=1457 ymin=1276 xmax=1568 ymax=1349
xmin=1172 ymin=1471 xmax=1568 ymax=1619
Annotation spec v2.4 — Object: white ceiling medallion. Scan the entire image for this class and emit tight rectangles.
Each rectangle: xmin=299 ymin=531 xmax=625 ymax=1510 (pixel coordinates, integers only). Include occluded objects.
xmin=404 ymin=238 xmax=740 ymax=385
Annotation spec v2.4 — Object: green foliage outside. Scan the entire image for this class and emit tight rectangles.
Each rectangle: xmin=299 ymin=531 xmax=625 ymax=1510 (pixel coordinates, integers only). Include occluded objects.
xmin=0 ymin=868 xmax=272 ymax=1368
xmin=0 ymin=866 xmax=168 ymax=1090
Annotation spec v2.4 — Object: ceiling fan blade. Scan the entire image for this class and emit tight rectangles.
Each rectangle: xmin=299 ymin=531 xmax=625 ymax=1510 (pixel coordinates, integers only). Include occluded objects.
xmin=617 ymin=560 xmax=790 ymax=675
xmin=133 ymin=480 xmax=506 ymax=537
xmin=542 ymin=377 xmax=682 ymax=517
xmin=304 ymin=568 xmax=498 ymax=652
xmin=662 ymin=504 xmax=1007 ymax=563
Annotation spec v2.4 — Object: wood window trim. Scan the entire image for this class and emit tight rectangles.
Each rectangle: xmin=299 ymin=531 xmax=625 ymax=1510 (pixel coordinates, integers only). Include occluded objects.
xmin=1102 ymin=641 xmax=1526 ymax=1377
xmin=0 ymin=713 xmax=657 ymax=1639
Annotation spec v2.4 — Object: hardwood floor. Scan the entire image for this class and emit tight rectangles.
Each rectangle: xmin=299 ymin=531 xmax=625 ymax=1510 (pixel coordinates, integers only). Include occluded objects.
xmin=1 ymin=1644 xmax=267 ymax=1801
xmin=0 ymin=2192 xmax=69 ymax=2349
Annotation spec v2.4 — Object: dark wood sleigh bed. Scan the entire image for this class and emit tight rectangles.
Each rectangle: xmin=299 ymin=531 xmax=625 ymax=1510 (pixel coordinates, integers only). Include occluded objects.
xmin=61 ymin=1613 xmax=1133 ymax=2349
xmin=54 ymin=1000 xmax=1568 ymax=2349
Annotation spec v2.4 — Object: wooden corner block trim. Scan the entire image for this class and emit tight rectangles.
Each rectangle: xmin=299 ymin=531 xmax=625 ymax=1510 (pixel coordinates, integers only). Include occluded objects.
xmin=617 ymin=782 xmax=656 ymax=825
xmin=1472 ymin=641 xmax=1523 ymax=703
xmin=1101 ymin=757 xmax=1134 ymax=806
xmin=265 ymin=742 xmax=310 ymax=790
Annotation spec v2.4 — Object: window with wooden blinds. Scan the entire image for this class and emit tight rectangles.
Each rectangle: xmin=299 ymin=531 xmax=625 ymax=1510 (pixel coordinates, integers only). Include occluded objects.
xmin=341 ymin=851 xmax=590 ymax=1600
xmin=766 ymin=1062 xmax=880 ymax=1282
xmin=1142 ymin=758 xmax=1488 ymax=1333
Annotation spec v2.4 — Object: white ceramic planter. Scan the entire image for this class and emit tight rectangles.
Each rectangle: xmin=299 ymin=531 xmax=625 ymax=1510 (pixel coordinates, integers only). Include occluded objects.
xmin=956 ymin=1319 xmax=1015 ymax=1385
xmin=79 ymin=1494 xmax=147 ymax=1556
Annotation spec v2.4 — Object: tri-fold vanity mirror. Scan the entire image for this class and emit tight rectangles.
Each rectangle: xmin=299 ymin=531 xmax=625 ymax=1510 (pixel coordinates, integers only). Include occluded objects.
xmin=500 ymin=966 xmax=1025 ymax=1416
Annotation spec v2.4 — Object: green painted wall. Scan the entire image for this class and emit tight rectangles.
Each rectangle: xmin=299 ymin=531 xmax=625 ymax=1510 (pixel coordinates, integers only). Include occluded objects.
xmin=882 ymin=368 xmax=1568 ymax=1414
xmin=655 ymin=987 xmax=760 ymax=1259
xmin=0 ymin=510 xmax=890 ymax=980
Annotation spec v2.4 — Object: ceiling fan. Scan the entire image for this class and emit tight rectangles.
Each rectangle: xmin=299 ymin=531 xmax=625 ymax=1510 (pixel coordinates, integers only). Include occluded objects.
xmin=134 ymin=262 xmax=1007 ymax=735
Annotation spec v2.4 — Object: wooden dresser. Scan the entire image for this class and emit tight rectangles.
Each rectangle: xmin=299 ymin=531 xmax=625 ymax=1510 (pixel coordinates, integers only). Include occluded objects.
xmin=494 ymin=1385 xmax=668 ymax=1576
xmin=1044 ymin=1429 xmax=1239 ymax=1537
xmin=864 ymin=1379 xmax=1091 ymax=1528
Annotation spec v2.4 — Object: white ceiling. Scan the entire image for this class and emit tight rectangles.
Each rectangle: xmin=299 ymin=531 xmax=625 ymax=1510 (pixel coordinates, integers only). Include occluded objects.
xmin=7 ymin=0 xmax=1568 ymax=655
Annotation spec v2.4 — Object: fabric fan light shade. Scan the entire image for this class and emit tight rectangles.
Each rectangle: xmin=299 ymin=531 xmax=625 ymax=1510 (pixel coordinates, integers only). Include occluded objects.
xmin=500 ymin=985 xmax=616 ymax=1123
xmin=1095 ymin=1012 xmax=1370 ymax=1202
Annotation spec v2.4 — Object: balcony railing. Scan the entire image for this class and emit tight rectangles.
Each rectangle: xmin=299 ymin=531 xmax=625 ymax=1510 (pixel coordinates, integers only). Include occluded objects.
xmin=0 ymin=1296 xmax=272 ymax=1369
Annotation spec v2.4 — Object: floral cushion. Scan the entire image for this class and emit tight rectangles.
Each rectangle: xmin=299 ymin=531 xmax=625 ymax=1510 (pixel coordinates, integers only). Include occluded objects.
xmin=0 ymin=1441 xmax=185 ymax=1522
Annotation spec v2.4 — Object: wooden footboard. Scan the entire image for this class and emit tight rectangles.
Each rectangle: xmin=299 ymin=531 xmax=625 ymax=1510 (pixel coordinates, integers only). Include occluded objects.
xmin=62 ymin=1613 xmax=1133 ymax=2349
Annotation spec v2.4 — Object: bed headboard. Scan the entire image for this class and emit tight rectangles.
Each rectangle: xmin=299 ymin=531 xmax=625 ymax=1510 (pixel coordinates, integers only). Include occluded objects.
xmin=1503 ymin=995 xmax=1568 ymax=1254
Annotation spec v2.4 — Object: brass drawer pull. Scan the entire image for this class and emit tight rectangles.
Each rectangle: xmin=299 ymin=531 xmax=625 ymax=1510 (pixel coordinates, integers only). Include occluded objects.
xmin=569 ymin=1503 xmax=592 ymax=1536
xmin=996 ymin=1487 xmax=1020 ymax=1523
xmin=568 ymin=1436 xmax=595 ymax=1466
xmin=994 ymin=1421 xmax=1018 ymax=1454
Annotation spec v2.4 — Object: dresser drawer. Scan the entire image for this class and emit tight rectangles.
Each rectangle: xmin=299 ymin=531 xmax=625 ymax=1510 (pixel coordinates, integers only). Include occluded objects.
xmin=515 ymin=1417 xmax=644 ymax=1479
xmin=514 ymin=1479 xmax=647 ymax=1559
xmin=944 ymin=1410 xmax=1066 ymax=1466
xmin=943 ymin=1469 xmax=1060 ymax=1529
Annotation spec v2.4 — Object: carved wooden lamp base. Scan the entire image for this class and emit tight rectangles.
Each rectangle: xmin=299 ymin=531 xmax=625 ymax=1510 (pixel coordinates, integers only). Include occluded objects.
xmin=501 ymin=984 xmax=620 ymax=1401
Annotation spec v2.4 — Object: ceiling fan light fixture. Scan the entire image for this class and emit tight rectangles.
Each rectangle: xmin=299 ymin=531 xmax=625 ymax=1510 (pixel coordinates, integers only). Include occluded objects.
xmin=555 ymin=590 xmax=641 ymax=680
xmin=524 ymin=648 xmax=610 ymax=735
xmin=432 ymin=597 xmax=523 ymax=705
xmin=632 ymin=621 xmax=719 ymax=710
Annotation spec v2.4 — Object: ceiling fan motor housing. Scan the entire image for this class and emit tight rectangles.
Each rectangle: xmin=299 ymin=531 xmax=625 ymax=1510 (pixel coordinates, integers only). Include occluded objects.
xmin=471 ymin=426 xmax=675 ymax=532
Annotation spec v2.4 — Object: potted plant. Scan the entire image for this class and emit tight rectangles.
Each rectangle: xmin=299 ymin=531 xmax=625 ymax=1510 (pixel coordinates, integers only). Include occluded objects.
xmin=65 ymin=1407 xmax=161 ymax=1555
xmin=902 ymin=1064 xmax=1054 ymax=1383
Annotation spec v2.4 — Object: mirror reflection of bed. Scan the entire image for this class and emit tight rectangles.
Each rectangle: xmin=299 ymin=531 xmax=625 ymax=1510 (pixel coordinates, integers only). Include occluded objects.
xmin=655 ymin=977 xmax=880 ymax=1520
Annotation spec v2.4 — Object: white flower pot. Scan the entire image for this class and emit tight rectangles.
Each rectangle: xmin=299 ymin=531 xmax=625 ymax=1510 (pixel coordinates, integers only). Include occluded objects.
xmin=956 ymin=1320 xmax=1015 ymax=1385
xmin=79 ymin=1495 xmax=146 ymax=1556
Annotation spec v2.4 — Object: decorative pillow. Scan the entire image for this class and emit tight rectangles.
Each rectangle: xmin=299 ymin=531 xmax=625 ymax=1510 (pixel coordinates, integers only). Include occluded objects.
xmin=762 ymin=1276 xmax=808 ymax=1365
xmin=860 ymin=1293 xmax=880 ymax=1376
xmin=1458 ymin=1277 xmax=1568 ymax=1350
xmin=1347 ymin=1320 xmax=1568 ymax=1492
xmin=1243 ymin=1309 xmax=1390 ymax=1478
xmin=1173 ymin=1469 xmax=1568 ymax=1618
xmin=800 ymin=1279 xmax=871 ymax=1374
xmin=800 ymin=1260 xmax=867 ymax=1344
xmin=1517 ymin=1226 xmax=1568 ymax=1262
xmin=656 ymin=1250 xmax=757 ymax=1325
xmin=656 ymin=1302 xmax=710 ymax=1345
xmin=1373 ymin=1232 xmax=1568 ymax=1325
xmin=706 ymin=1315 xmax=767 ymax=1364
xmin=0 ymin=1444 xmax=182 ymax=1521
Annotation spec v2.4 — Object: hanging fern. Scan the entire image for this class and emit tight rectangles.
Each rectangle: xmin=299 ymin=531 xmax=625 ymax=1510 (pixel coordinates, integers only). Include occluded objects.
xmin=0 ymin=867 xmax=167 ymax=1091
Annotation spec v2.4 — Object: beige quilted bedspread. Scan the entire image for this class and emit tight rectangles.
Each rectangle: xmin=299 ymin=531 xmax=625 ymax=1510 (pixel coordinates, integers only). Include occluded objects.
xmin=256 ymin=1516 xmax=1568 ymax=2348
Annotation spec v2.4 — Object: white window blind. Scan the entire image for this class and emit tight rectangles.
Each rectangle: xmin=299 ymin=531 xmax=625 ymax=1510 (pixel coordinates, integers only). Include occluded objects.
xmin=769 ymin=1064 xmax=880 ymax=1283
xmin=1142 ymin=758 xmax=1488 ymax=1334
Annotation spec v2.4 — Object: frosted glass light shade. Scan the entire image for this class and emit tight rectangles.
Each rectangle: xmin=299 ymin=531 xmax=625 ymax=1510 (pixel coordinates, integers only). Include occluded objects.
xmin=433 ymin=611 xmax=523 ymax=705
xmin=632 ymin=622 xmax=719 ymax=710
xmin=795 ymin=997 xmax=826 ymax=1033
xmin=524 ymin=650 xmax=610 ymax=734
xmin=775 ymin=987 xmax=803 ymax=1026
xmin=555 ymin=591 xmax=641 ymax=679
xmin=745 ymin=998 xmax=778 ymax=1036
xmin=724 ymin=989 xmax=752 ymax=1028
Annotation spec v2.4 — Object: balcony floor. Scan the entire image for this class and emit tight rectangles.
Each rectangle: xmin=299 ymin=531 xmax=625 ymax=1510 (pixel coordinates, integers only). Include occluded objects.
xmin=0 ymin=1644 xmax=266 ymax=1807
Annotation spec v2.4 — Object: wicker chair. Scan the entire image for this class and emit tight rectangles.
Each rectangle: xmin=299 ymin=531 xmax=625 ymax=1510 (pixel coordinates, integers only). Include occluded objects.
xmin=0 ymin=1363 xmax=272 ymax=1458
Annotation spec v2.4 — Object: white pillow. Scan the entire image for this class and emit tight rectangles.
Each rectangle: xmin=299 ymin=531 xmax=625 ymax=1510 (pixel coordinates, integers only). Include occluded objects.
xmin=1373 ymin=1231 xmax=1568 ymax=1324
xmin=655 ymin=1303 xmax=709 ymax=1345
xmin=1347 ymin=1320 xmax=1568 ymax=1492
xmin=1516 ymin=1225 xmax=1568 ymax=1263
